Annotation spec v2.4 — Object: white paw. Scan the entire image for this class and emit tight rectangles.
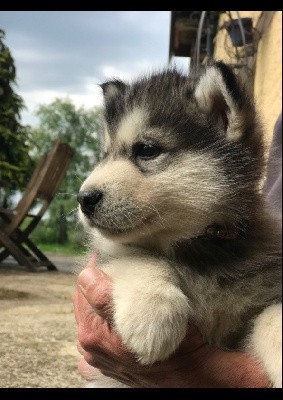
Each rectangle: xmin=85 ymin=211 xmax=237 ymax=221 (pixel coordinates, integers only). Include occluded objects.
xmin=112 ymin=282 xmax=190 ymax=365
xmin=248 ymin=303 xmax=282 ymax=388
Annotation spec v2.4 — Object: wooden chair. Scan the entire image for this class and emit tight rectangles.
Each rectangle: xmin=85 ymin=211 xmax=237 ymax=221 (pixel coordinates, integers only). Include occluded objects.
xmin=0 ymin=140 xmax=75 ymax=271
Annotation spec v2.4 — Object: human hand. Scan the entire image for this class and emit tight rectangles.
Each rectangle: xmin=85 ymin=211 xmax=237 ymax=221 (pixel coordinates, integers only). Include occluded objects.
xmin=73 ymin=256 xmax=270 ymax=388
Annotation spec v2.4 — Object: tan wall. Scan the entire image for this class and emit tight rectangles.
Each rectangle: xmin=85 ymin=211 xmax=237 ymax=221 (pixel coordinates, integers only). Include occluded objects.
xmin=254 ymin=11 xmax=282 ymax=145
xmin=213 ymin=11 xmax=282 ymax=147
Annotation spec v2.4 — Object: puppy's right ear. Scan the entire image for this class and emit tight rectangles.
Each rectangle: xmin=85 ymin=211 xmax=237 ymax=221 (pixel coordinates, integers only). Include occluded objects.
xmin=194 ymin=61 xmax=264 ymax=162
xmin=100 ymin=79 xmax=128 ymax=101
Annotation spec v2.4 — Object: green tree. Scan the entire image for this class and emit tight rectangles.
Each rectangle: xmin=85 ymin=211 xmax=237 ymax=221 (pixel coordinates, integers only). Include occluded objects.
xmin=29 ymin=98 xmax=101 ymax=246
xmin=0 ymin=28 xmax=34 ymax=207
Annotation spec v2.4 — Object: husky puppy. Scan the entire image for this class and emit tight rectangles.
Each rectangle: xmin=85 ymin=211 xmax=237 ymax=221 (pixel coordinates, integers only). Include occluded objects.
xmin=77 ymin=61 xmax=282 ymax=388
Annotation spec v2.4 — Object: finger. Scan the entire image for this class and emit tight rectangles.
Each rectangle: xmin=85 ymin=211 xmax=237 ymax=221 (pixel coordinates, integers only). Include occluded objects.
xmin=75 ymin=291 xmax=125 ymax=359
xmin=78 ymin=358 xmax=102 ymax=381
xmin=73 ymin=285 xmax=97 ymax=324
xmin=177 ymin=325 xmax=206 ymax=352
xmin=78 ymin=337 xmax=125 ymax=372
xmin=78 ymin=263 xmax=113 ymax=319
xmin=77 ymin=341 xmax=86 ymax=356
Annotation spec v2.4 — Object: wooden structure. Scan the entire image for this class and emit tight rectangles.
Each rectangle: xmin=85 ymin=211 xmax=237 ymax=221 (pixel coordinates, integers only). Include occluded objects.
xmin=0 ymin=140 xmax=74 ymax=271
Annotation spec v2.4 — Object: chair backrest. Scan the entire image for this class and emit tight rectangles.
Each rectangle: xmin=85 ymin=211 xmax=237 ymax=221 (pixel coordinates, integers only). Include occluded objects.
xmin=4 ymin=140 xmax=75 ymax=235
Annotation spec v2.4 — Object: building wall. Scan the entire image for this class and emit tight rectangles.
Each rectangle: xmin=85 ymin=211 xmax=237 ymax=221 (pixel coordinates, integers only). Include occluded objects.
xmin=254 ymin=11 xmax=282 ymax=145
xmin=213 ymin=11 xmax=282 ymax=147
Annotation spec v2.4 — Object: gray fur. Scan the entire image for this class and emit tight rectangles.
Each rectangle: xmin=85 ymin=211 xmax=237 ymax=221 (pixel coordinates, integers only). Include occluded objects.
xmin=78 ymin=61 xmax=282 ymax=388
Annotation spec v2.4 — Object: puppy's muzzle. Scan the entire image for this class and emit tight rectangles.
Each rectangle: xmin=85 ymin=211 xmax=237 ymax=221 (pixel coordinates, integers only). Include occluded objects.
xmin=77 ymin=189 xmax=103 ymax=218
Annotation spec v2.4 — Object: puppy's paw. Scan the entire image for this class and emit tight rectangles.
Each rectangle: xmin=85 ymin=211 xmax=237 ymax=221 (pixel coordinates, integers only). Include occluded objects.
xmin=112 ymin=282 xmax=190 ymax=365
xmin=248 ymin=303 xmax=282 ymax=388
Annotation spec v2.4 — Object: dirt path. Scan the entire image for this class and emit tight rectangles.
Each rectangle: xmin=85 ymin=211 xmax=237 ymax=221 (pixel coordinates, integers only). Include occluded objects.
xmin=0 ymin=255 xmax=85 ymax=388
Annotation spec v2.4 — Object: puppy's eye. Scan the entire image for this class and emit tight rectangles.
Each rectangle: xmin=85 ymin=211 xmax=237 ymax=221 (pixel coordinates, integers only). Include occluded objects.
xmin=134 ymin=143 xmax=162 ymax=160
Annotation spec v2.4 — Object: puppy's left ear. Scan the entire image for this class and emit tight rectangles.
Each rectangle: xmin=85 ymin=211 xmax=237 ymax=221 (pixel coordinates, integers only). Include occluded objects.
xmin=194 ymin=61 xmax=257 ymax=144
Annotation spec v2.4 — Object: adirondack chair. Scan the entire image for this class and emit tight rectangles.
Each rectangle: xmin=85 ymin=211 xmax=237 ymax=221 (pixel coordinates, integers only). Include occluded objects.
xmin=0 ymin=140 xmax=75 ymax=271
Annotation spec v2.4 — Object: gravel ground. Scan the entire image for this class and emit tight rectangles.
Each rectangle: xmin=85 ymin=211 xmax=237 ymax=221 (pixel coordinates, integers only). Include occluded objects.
xmin=0 ymin=254 xmax=85 ymax=388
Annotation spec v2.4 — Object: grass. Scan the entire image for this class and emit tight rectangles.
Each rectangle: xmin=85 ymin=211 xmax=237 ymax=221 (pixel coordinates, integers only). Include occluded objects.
xmin=36 ymin=242 xmax=85 ymax=256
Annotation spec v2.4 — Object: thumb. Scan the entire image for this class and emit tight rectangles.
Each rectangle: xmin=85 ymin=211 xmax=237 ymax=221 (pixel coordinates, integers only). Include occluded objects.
xmin=78 ymin=258 xmax=113 ymax=318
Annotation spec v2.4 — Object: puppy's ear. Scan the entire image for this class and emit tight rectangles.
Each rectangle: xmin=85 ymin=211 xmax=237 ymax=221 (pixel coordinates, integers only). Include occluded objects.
xmin=194 ymin=61 xmax=256 ymax=143
xmin=100 ymin=79 xmax=127 ymax=101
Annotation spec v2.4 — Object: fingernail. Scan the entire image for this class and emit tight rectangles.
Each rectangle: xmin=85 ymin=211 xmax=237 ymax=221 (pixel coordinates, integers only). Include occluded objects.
xmin=78 ymin=268 xmax=95 ymax=290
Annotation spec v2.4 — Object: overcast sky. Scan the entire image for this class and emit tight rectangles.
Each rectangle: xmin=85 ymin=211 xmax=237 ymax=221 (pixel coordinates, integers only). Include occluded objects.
xmin=0 ymin=11 xmax=190 ymax=126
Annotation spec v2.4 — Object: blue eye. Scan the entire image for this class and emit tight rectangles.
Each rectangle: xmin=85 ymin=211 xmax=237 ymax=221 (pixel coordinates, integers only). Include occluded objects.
xmin=134 ymin=143 xmax=162 ymax=160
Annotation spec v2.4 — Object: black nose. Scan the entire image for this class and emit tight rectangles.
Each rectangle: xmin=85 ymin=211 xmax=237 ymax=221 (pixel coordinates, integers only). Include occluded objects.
xmin=77 ymin=189 xmax=103 ymax=217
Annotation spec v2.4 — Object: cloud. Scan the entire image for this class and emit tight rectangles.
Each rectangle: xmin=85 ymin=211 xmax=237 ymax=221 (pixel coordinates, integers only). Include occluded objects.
xmin=21 ymin=81 xmax=103 ymax=124
xmin=0 ymin=11 xmax=192 ymax=127
xmin=100 ymin=60 xmax=160 ymax=81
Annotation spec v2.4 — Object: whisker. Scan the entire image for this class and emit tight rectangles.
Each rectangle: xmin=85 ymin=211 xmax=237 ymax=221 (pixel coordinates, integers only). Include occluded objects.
xmin=141 ymin=202 xmax=167 ymax=229
xmin=56 ymin=192 xmax=77 ymax=197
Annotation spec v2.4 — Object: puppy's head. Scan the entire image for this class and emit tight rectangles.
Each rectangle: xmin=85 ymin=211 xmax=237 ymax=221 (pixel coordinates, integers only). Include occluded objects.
xmin=78 ymin=61 xmax=264 ymax=246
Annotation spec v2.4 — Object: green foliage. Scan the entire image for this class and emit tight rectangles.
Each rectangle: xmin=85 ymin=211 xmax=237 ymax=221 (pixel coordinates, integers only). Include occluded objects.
xmin=35 ymin=242 xmax=85 ymax=256
xmin=29 ymin=98 xmax=101 ymax=245
xmin=0 ymin=28 xmax=101 ymax=248
xmin=0 ymin=29 xmax=34 ymax=204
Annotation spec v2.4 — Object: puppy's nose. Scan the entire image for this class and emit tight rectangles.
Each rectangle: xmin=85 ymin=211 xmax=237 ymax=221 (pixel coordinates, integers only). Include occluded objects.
xmin=77 ymin=189 xmax=103 ymax=217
